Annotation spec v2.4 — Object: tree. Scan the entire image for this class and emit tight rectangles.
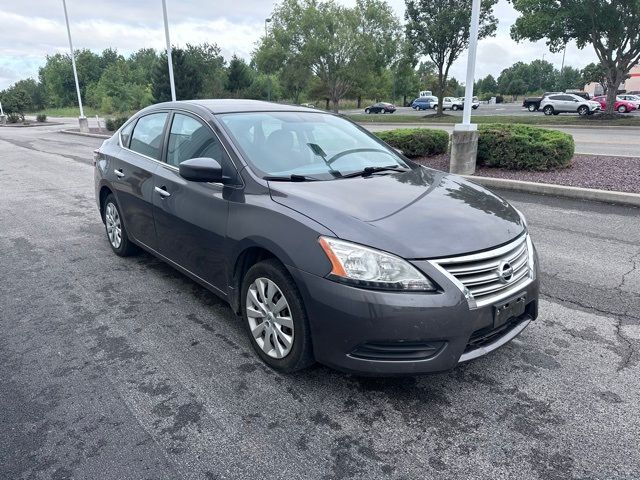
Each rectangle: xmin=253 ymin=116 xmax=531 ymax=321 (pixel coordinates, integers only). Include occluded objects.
xmin=510 ymin=0 xmax=640 ymax=113
xmin=506 ymin=78 xmax=527 ymax=100
xmin=555 ymin=66 xmax=583 ymax=92
xmin=476 ymin=74 xmax=497 ymax=94
xmin=186 ymin=43 xmax=227 ymax=98
xmin=152 ymin=48 xmax=202 ymax=102
xmin=405 ymin=0 xmax=498 ymax=114
xmin=257 ymin=0 xmax=400 ymax=111
xmin=582 ymin=62 xmax=608 ymax=94
xmin=226 ymin=55 xmax=254 ymax=96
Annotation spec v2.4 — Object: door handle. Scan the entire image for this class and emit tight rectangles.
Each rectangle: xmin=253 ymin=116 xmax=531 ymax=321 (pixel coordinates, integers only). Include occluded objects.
xmin=154 ymin=186 xmax=171 ymax=198
xmin=114 ymin=168 xmax=125 ymax=178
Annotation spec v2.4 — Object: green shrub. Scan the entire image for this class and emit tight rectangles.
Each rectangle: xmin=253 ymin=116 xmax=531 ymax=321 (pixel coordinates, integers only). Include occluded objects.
xmin=105 ymin=116 xmax=129 ymax=132
xmin=7 ymin=112 xmax=24 ymax=123
xmin=495 ymin=95 xmax=504 ymax=104
xmin=477 ymin=124 xmax=574 ymax=170
xmin=375 ymin=128 xmax=449 ymax=157
xmin=36 ymin=113 xmax=47 ymax=123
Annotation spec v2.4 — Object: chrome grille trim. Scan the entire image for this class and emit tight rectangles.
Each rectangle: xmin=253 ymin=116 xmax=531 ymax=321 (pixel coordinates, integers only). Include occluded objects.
xmin=429 ymin=234 xmax=535 ymax=309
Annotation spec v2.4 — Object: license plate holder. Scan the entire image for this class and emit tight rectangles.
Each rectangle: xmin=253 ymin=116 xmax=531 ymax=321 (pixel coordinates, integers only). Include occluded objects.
xmin=493 ymin=295 xmax=527 ymax=328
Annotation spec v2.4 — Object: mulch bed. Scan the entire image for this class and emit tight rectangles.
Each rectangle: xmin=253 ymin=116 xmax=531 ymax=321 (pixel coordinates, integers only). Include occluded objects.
xmin=412 ymin=154 xmax=640 ymax=194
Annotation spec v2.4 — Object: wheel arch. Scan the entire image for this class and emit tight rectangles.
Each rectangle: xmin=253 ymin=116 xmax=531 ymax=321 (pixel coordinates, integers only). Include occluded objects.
xmin=98 ymin=185 xmax=114 ymax=222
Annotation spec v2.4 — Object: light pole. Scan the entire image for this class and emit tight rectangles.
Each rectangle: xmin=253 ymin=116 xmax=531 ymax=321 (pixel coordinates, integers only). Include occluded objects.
xmin=62 ymin=0 xmax=88 ymax=132
xmin=162 ymin=0 xmax=176 ymax=101
xmin=265 ymin=18 xmax=272 ymax=101
xmin=450 ymin=0 xmax=481 ymax=174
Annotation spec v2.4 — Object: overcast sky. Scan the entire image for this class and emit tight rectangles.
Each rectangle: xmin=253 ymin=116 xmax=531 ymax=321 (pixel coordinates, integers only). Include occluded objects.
xmin=0 ymin=0 xmax=598 ymax=90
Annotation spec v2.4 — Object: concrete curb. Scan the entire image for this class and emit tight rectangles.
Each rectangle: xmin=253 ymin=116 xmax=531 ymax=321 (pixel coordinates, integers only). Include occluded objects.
xmin=59 ymin=129 xmax=111 ymax=139
xmin=463 ymin=175 xmax=640 ymax=208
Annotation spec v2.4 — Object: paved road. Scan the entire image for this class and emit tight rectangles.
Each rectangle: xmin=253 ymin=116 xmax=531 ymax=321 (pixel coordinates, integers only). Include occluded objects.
xmin=1 ymin=124 xmax=639 ymax=480
xmin=362 ymin=122 xmax=640 ymax=157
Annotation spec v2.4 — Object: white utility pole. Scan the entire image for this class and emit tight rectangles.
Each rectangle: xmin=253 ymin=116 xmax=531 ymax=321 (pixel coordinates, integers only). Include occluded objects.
xmin=449 ymin=0 xmax=481 ymax=174
xmin=162 ymin=0 xmax=176 ymax=101
xmin=460 ymin=0 xmax=481 ymax=127
xmin=62 ymin=0 xmax=88 ymax=132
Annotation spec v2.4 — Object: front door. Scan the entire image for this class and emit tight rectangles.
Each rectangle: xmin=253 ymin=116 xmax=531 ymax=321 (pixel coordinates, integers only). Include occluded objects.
xmin=153 ymin=112 xmax=237 ymax=293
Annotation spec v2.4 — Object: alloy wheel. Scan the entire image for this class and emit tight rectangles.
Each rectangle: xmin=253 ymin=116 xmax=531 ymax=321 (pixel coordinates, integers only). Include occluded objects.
xmin=105 ymin=202 xmax=122 ymax=249
xmin=246 ymin=277 xmax=294 ymax=359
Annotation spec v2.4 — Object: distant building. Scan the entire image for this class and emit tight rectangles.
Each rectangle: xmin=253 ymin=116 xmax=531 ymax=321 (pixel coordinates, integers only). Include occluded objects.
xmin=584 ymin=64 xmax=640 ymax=95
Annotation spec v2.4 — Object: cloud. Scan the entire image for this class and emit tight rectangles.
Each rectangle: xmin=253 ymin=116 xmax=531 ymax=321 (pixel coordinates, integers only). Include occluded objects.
xmin=0 ymin=0 xmax=599 ymax=90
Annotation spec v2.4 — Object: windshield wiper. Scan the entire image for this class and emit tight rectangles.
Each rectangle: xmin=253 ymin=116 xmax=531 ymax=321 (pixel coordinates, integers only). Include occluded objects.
xmin=263 ymin=174 xmax=319 ymax=182
xmin=339 ymin=165 xmax=408 ymax=179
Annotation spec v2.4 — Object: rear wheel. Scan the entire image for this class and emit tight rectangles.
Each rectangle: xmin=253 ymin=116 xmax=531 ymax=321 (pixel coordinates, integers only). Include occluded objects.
xmin=365 ymin=108 xmax=370 ymax=114
xmin=578 ymin=105 xmax=589 ymax=116
xmin=452 ymin=105 xmax=459 ymax=111
xmin=103 ymin=194 xmax=137 ymax=257
xmin=543 ymin=105 xmax=554 ymax=116
xmin=241 ymin=259 xmax=314 ymax=372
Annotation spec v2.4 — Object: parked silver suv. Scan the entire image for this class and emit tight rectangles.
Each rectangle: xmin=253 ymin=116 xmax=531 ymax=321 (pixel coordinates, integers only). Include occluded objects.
xmin=540 ymin=93 xmax=601 ymax=116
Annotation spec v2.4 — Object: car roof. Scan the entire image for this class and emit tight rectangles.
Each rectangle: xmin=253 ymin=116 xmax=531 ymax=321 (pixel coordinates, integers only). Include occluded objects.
xmin=150 ymin=99 xmax=317 ymax=114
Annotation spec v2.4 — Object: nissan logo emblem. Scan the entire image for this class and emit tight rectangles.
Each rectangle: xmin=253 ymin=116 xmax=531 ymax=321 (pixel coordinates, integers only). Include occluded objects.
xmin=498 ymin=261 xmax=514 ymax=283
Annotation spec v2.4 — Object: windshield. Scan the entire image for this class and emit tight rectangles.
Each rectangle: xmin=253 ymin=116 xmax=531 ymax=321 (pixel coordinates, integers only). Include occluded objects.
xmin=218 ymin=111 xmax=410 ymax=179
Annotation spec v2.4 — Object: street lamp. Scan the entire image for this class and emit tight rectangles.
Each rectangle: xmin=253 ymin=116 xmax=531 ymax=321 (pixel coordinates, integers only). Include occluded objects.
xmin=162 ymin=0 xmax=177 ymax=101
xmin=265 ymin=17 xmax=272 ymax=37
xmin=449 ymin=0 xmax=481 ymax=174
xmin=61 ymin=0 xmax=88 ymax=133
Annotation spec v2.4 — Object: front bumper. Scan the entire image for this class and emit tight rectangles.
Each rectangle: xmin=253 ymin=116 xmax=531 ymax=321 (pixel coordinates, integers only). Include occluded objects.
xmin=288 ymin=254 xmax=539 ymax=376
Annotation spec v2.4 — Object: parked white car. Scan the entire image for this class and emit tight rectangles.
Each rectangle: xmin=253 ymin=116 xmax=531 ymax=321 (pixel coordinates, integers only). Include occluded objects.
xmin=441 ymin=97 xmax=462 ymax=110
xmin=539 ymin=93 xmax=601 ymax=116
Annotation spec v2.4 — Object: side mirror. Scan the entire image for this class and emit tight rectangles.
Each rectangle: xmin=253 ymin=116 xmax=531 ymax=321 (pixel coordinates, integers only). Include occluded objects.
xmin=179 ymin=157 xmax=223 ymax=183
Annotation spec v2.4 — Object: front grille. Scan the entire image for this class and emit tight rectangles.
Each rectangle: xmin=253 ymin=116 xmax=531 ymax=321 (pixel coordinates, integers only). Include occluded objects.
xmin=430 ymin=234 xmax=534 ymax=308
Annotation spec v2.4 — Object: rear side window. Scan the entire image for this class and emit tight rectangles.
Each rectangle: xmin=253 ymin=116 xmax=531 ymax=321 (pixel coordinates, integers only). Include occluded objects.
xmin=129 ymin=112 xmax=168 ymax=160
xmin=548 ymin=95 xmax=561 ymax=100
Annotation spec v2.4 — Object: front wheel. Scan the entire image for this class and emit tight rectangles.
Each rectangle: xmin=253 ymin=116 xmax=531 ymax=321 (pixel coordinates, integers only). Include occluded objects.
xmin=618 ymin=105 xmax=627 ymax=113
xmin=103 ymin=194 xmax=137 ymax=256
xmin=365 ymin=108 xmax=370 ymax=114
xmin=578 ymin=105 xmax=589 ymax=116
xmin=241 ymin=259 xmax=314 ymax=372
xmin=543 ymin=106 xmax=554 ymax=116
xmin=452 ymin=105 xmax=458 ymax=111
xmin=528 ymin=104 xmax=536 ymax=112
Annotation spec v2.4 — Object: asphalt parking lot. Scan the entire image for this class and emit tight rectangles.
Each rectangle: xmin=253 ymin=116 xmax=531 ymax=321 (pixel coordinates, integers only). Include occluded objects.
xmin=1 ymin=124 xmax=639 ymax=480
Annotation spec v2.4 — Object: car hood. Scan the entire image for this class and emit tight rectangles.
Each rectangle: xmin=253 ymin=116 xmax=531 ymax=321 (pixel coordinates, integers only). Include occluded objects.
xmin=269 ymin=166 xmax=525 ymax=259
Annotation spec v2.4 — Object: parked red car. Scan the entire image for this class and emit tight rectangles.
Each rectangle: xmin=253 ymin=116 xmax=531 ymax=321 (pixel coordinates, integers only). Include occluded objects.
xmin=592 ymin=96 xmax=637 ymax=113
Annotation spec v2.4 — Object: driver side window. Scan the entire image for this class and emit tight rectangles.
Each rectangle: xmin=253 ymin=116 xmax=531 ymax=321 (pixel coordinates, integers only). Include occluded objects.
xmin=166 ymin=113 xmax=237 ymax=182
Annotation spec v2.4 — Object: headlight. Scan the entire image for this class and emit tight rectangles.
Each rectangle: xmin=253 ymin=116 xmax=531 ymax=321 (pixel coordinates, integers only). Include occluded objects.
xmin=318 ymin=237 xmax=437 ymax=291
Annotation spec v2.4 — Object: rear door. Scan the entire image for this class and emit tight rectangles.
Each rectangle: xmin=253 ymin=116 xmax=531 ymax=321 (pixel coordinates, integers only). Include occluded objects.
xmin=153 ymin=111 xmax=239 ymax=293
xmin=111 ymin=111 xmax=168 ymax=249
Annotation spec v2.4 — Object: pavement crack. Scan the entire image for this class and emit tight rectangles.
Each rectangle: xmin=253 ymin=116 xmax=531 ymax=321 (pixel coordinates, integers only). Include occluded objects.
xmin=613 ymin=317 xmax=635 ymax=372
xmin=618 ymin=250 xmax=640 ymax=290
xmin=541 ymin=293 xmax=637 ymax=372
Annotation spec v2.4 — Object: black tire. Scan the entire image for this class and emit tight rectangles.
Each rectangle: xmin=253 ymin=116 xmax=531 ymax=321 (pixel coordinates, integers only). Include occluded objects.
xmin=578 ymin=105 xmax=589 ymax=116
xmin=102 ymin=194 xmax=138 ymax=256
xmin=617 ymin=105 xmax=627 ymax=113
xmin=241 ymin=259 xmax=315 ymax=373
xmin=452 ymin=105 xmax=458 ymax=111
xmin=528 ymin=104 xmax=536 ymax=112
xmin=364 ymin=108 xmax=370 ymax=114
xmin=543 ymin=105 xmax=554 ymax=116
xmin=472 ymin=105 xmax=478 ymax=109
